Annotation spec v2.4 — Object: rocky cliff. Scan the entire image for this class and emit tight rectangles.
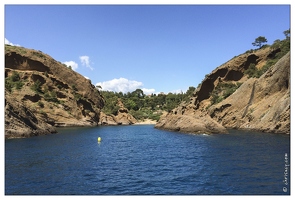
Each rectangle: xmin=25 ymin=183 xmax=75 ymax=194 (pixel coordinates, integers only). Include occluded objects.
xmin=100 ymin=99 xmax=138 ymax=125
xmin=5 ymin=45 xmax=105 ymax=138
xmin=5 ymin=91 xmax=57 ymax=138
xmin=156 ymin=46 xmax=290 ymax=134
xmin=208 ymin=52 xmax=290 ymax=134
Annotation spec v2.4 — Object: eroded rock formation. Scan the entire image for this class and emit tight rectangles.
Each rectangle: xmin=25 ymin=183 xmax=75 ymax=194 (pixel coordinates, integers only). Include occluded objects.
xmin=5 ymin=92 xmax=57 ymax=138
xmin=100 ymin=99 xmax=138 ymax=125
xmin=156 ymin=47 xmax=290 ymax=134
xmin=208 ymin=52 xmax=290 ymax=134
xmin=5 ymin=45 xmax=105 ymax=138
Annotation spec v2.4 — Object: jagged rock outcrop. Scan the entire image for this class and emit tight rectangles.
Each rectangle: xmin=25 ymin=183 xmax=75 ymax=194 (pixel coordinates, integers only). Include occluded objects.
xmin=5 ymin=92 xmax=57 ymax=138
xmin=5 ymin=45 xmax=105 ymax=138
xmin=100 ymin=112 xmax=119 ymax=125
xmin=193 ymin=47 xmax=280 ymax=109
xmin=100 ymin=99 xmax=137 ymax=125
xmin=208 ymin=52 xmax=290 ymax=134
xmin=155 ymin=102 xmax=227 ymax=134
xmin=156 ymin=46 xmax=290 ymax=134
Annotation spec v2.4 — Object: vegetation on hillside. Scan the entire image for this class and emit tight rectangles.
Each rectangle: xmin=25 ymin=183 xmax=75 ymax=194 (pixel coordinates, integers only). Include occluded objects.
xmin=5 ymin=71 xmax=24 ymax=92
xmin=209 ymin=29 xmax=290 ymax=105
xmin=245 ymin=36 xmax=290 ymax=78
xmin=210 ymin=82 xmax=243 ymax=105
xmin=245 ymin=30 xmax=290 ymax=78
xmin=100 ymin=87 xmax=196 ymax=121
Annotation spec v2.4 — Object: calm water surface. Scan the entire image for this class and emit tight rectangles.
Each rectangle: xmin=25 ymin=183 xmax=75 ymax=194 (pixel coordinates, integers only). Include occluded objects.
xmin=5 ymin=125 xmax=290 ymax=195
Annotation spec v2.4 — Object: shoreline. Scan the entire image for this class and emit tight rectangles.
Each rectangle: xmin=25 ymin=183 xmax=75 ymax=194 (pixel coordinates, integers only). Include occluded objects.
xmin=134 ymin=119 xmax=157 ymax=125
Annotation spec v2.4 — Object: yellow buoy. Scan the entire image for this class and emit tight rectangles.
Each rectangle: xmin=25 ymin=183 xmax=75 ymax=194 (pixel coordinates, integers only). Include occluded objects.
xmin=97 ymin=137 xmax=101 ymax=142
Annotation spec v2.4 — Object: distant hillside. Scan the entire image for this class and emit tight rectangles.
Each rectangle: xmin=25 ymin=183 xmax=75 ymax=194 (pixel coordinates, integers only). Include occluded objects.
xmin=5 ymin=45 xmax=105 ymax=138
xmin=99 ymin=98 xmax=138 ymax=125
xmin=99 ymin=87 xmax=195 ymax=122
xmin=155 ymin=36 xmax=290 ymax=134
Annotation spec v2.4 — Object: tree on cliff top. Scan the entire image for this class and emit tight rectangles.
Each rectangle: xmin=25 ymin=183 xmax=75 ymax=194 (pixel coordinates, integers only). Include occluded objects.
xmin=283 ymin=29 xmax=290 ymax=39
xmin=252 ymin=36 xmax=268 ymax=48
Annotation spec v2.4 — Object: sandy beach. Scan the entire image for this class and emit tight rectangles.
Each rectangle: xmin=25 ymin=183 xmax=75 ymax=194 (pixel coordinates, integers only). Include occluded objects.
xmin=135 ymin=119 xmax=157 ymax=125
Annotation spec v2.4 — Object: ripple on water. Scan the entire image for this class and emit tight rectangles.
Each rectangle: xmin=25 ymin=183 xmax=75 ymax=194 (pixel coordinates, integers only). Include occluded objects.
xmin=5 ymin=126 xmax=290 ymax=195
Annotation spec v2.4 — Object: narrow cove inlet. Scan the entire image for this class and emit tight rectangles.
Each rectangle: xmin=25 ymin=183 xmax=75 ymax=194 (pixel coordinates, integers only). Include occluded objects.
xmin=5 ymin=125 xmax=290 ymax=195
xmin=4 ymin=5 xmax=290 ymax=196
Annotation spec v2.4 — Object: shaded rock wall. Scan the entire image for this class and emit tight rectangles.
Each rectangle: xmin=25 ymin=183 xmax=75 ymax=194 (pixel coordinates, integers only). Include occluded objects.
xmin=5 ymin=92 xmax=57 ymax=138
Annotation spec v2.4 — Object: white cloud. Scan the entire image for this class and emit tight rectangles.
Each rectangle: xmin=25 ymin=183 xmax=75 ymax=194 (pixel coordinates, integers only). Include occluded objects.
xmin=63 ymin=61 xmax=78 ymax=71
xmin=168 ymin=89 xmax=184 ymax=94
xmin=5 ymin=38 xmax=20 ymax=46
xmin=79 ymin=55 xmax=94 ymax=70
xmin=142 ymin=88 xmax=156 ymax=95
xmin=96 ymin=78 xmax=156 ymax=95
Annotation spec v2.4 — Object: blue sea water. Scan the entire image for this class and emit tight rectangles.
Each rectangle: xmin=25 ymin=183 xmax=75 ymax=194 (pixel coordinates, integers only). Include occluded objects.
xmin=5 ymin=125 xmax=290 ymax=195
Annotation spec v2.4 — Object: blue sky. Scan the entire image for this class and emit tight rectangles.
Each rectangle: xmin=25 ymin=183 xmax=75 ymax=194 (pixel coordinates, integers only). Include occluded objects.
xmin=4 ymin=4 xmax=290 ymax=94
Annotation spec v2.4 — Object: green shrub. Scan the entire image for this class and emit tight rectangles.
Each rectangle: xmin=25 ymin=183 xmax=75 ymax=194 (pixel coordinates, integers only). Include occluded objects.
xmin=15 ymin=81 xmax=24 ymax=90
xmin=102 ymin=104 xmax=119 ymax=115
xmin=49 ymin=91 xmax=59 ymax=103
xmin=210 ymin=82 xmax=242 ymax=105
xmin=211 ymin=94 xmax=224 ymax=105
xmin=5 ymin=79 xmax=13 ymax=93
xmin=44 ymin=91 xmax=59 ymax=103
xmin=71 ymin=84 xmax=78 ymax=92
xmin=11 ymin=71 xmax=20 ymax=82
xmin=39 ymin=109 xmax=47 ymax=117
xmin=129 ymin=110 xmax=146 ymax=120
xmin=32 ymin=51 xmax=44 ymax=58
xmin=5 ymin=71 xmax=24 ymax=91
xmin=245 ymin=49 xmax=254 ymax=54
xmin=244 ymin=63 xmax=263 ymax=78
xmin=74 ymin=93 xmax=82 ymax=101
xmin=150 ymin=113 xmax=161 ymax=121
xmin=31 ymin=80 xmax=42 ymax=93
xmin=37 ymin=101 xmax=44 ymax=108
xmin=129 ymin=108 xmax=161 ymax=121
